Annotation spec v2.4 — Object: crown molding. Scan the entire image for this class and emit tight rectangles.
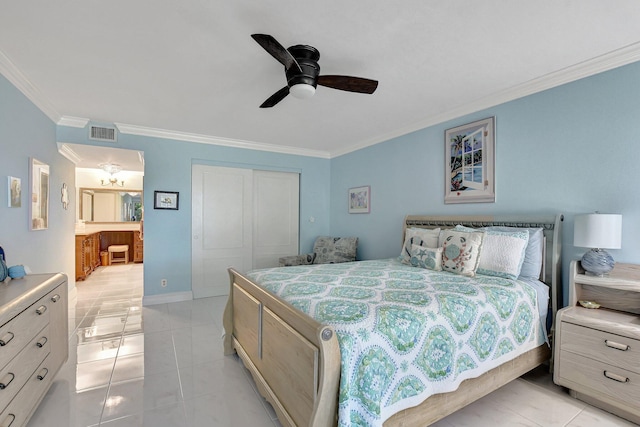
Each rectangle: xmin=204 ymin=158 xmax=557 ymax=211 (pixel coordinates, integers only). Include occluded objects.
xmin=0 ymin=49 xmax=61 ymax=123
xmin=57 ymin=142 xmax=82 ymax=164
xmin=330 ymin=42 xmax=640 ymax=158
xmin=58 ymin=116 xmax=89 ymax=128
xmin=114 ymin=122 xmax=331 ymax=159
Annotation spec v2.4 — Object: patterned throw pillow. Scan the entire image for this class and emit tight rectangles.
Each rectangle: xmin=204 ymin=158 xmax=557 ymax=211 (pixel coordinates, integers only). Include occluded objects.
xmin=409 ymin=244 xmax=442 ymax=271
xmin=313 ymin=236 xmax=358 ymax=264
xmin=454 ymin=225 xmax=530 ymax=279
xmin=440 ymin=229 xmax=484 ymax=277
xmin=399 ymin=228 xmax=440 ymax=264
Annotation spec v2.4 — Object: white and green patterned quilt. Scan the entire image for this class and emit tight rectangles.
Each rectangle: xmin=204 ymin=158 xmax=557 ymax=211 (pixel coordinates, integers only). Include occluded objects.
xmin=246 ymin=258 xmax=545 ymax=427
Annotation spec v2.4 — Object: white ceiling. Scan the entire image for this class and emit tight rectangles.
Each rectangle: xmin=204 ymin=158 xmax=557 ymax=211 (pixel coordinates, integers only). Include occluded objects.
xmin=2 ymin=1 xmax=640 ymax=161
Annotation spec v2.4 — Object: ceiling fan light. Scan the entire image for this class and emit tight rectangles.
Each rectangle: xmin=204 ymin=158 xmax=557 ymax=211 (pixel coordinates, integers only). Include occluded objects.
xmin=289 ymin=83 xmax=315 ymax=99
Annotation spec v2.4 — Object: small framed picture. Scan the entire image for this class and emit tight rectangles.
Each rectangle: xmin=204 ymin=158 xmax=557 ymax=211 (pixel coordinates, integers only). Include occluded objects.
xmin=154 ymin=191 xmax=179 ymax=210
xmin=8 ymin=176 xmax=21 ymax=208
xmin=348 ymin=186 xmax=370 ymax=214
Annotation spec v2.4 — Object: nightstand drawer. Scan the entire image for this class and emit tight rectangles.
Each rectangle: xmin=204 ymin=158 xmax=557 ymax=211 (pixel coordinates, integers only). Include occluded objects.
xmin=561 ymin=322 xmax=640 ymax=373
xmin=559 ymin=351 xmax=640 ymax=409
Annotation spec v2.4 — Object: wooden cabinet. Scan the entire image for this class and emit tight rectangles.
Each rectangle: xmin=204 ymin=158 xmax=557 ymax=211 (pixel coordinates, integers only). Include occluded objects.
xmin=0 ymin=273 xmax=68 ymax=427
xmin=75 ymin=229 xmax=144 ymax=279
xmin=133 ymin=230 xmax=143 ymax=263
xmin=75 ymin=232 xmax=100 ymax=281
xmin=554 ymin=260 xmax=640 ymax=424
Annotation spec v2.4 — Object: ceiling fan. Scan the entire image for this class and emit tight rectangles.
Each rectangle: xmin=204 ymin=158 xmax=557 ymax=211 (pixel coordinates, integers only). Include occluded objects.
xmin=251 ymin=34 xmax=379 ymax=108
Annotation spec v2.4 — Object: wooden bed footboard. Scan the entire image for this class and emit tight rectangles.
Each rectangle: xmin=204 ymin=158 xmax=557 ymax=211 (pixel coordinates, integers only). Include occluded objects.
xmin=223 ymin=268 xmax=341 ymax=427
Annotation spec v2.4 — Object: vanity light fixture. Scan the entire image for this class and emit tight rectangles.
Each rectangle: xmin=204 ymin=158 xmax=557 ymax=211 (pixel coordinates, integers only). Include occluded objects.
xmin=99 ymin=162 xmax=125 ymax=187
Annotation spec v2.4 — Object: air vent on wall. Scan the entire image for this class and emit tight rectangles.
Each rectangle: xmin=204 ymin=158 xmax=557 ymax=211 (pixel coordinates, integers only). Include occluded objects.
xmin=89 ymin=125 xmax=117 ymax=142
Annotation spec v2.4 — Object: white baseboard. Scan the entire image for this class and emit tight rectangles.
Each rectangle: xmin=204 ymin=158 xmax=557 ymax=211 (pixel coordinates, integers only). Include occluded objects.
xmin=142 ymin=291 xmax=193 ymax=306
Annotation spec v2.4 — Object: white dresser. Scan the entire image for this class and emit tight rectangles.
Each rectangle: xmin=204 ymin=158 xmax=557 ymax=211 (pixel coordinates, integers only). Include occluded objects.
xmin=554 ymin=260 xmax=640 ymax=424
xmin=0 ymin=273 xmax=68 ymax=427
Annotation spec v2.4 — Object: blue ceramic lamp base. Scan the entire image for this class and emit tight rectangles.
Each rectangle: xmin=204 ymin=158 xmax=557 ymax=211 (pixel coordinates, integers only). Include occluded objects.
xmin=581 ymin=248 xmax=615 ymax=276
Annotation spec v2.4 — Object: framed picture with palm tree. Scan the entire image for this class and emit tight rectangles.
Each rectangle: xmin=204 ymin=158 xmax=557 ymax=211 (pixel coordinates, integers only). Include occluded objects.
xmin=444 ymin=117 xmax=495 ymax=204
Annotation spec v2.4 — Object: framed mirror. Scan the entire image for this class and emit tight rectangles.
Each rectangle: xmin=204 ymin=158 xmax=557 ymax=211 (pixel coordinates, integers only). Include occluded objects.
xmin=79 ymin=188 xmax=143 ymax=222
xmin=30 ymin=158 xmax=49 ymax=231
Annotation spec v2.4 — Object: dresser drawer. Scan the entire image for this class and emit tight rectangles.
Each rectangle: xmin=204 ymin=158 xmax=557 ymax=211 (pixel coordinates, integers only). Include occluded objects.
xmin=560 ymin=322 xmax=640 ymax=373
xmin=558 ymin=350 xmax=640 ymax=409
xmin=0 ymin=296 xmax=51 ymax=369
xmin=0 ymin=354 xmax=53 ymax=427
xmin=0 ymin=326 xmax=50 ymax=412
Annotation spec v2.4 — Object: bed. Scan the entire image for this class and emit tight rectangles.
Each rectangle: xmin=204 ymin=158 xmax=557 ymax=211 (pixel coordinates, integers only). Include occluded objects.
xmin=222 ymin=214 xmax=563 ymax=426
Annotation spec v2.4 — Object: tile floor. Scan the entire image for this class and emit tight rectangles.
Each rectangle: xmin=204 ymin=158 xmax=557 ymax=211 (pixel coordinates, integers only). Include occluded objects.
xmin=26 ymin=264 xmax=636 ymax=427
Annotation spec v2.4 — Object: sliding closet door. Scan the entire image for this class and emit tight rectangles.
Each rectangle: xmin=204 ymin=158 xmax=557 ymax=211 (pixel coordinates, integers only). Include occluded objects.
xmin=253 ymin=170 xmax=299 ymax=269
xmin=192 ymin=165 xmax=253 ymax=298
xmin=192 ymin=165 xmax=299 ymax=298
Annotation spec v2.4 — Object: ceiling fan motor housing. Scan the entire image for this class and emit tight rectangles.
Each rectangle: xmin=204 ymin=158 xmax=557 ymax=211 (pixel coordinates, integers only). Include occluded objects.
xmin=286 ymin=45 xmax=320 ymax=88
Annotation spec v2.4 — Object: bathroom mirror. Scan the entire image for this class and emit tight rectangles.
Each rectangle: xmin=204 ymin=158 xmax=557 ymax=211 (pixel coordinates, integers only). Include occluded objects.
xmin=79 ymin=188 xmax=143 ymax=222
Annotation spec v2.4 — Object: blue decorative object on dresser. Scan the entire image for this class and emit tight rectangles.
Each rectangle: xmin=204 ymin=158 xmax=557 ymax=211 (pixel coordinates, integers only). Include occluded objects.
xmin=574 ymin=213 xmax=622 ymax=276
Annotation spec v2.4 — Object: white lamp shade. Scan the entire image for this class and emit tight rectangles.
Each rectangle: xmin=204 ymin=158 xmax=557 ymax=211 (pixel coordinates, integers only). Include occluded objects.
xmin=574 ymin=213 xmax=622 ymax=249
xmin=289 ymin=83 xmax=316 ymax=99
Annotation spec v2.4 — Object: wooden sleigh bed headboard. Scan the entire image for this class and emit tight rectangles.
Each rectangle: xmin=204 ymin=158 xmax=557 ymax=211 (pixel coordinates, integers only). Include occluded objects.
xmin=223 ymin=213 xmax=564 ymax=427
xmin=403 ymin=214 xmax=564 ymax=321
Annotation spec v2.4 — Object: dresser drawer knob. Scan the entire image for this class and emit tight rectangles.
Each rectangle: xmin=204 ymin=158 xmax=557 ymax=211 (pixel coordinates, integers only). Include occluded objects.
xmin=0 ymin=414 xmax=15 ymax=427
xmin=0 ymin=373 xmax=15 ymax=389
xmin=37 ymin=368 xmax=49 ymax=381
xmin=36 ymin=337 xmax=48 ymax=348
xmin=35 ymin=305 xmax=47 ymax=315
xmin=51 ymin=294 xmax=61 ymax=303
xmin=604 ymin=339 xmax=629 ymax=351
xmin=603 ymin=370 xmax=630 ymax=383
xmin=0 ymin=332 xmax=14 ymax=346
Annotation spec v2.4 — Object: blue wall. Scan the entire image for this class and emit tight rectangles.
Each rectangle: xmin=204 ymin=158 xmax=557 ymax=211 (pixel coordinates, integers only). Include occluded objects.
xmin=0 ymin=74 xmax=76 ymax=282
xmin=330 ymin=61 xmax=640 ymax=304
xmin=4 ymin=59 xmax=640 ymax=306
xmin=56 ymin=127 xmax=331 ymax=298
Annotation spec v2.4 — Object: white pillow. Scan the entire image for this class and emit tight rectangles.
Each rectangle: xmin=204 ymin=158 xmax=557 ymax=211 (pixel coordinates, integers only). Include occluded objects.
xmin=486 ymin=226 xmax=543 ymax=279
xmin=409 ymin=244 xmax=442 ymax=271
xmin=455 ymin=225 xmax=529 ymax=279
xmin=440 ymin=229 xmax=484 ymax=277
xmin=399 ymin=227 xmax=440 ymax=264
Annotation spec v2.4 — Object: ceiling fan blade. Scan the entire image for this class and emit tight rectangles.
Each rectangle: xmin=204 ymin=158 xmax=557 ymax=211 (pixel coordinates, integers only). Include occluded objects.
xmin=251 ymin=34 xmax=302 ymax=73
xmin=317 ymin=75 xmax=378 ymax=94
xmin=260 ymin=86 xmax=290 ymax=108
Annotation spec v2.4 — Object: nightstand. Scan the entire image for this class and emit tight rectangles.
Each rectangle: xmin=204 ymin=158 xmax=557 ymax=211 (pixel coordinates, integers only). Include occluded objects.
xmin=554 ymin=260 xmax=640 ymax=424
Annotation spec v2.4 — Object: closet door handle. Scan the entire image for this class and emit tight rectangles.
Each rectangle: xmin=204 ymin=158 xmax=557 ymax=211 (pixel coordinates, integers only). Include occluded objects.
xmin=0 ymin=332 xmax=14 ymax=346
xmin=603 ymin=370 xmax=629 ymax=383
xmin=0 ymin=373 xmax=15 ymax=389
xmin=36 ymin=337 xmax=48 ymax=348
xmin=35 ymin=305 xmax=47 ymax=315
xmin=37 ymin=368 xmax=48 ymax=381
xmin=51 ymin=294 xmax=60 ymax=303
xmin=604 ymin=339 xmax=629 ymax=351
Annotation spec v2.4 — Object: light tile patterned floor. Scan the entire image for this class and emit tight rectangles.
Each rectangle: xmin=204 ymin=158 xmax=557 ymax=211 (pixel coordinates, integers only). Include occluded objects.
xmin=26 ymin=264 xmax=636 ymax=426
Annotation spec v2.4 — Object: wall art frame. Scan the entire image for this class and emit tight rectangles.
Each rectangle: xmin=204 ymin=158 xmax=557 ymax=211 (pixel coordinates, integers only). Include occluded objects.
xmin=348 ymin=185 xmax=370 ymax=214
xmin=154 ymin=191 xmax=179 ymax=210
xmin=8 ymin=176 xmax=21 ymax=208
xmin=444 ymin=116 xmax=495 ymax=204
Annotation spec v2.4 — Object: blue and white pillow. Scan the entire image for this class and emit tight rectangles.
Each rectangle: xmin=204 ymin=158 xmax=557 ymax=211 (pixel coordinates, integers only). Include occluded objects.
xmin=399 ymin=227 xmax=440 ymax=264
xmin=455 ymin=225 xmax=529 ymax=279
xmin=409 ymin=244 xmax=442 ymax=271
xmin=440 ymin=229 xmax=485 ymax=277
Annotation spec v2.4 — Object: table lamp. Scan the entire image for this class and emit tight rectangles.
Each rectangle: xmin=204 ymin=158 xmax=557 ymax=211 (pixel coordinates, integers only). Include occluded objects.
xmin=574 ymin=213 xmax=622 ymax=276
